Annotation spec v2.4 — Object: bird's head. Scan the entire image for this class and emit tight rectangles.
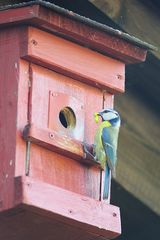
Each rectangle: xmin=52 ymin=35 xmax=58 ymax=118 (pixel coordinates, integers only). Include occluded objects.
xmin=94 ymin=108 xmax=121 ymax=126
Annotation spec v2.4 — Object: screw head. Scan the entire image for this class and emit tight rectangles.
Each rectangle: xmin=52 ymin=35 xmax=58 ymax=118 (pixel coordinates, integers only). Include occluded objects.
xmin=31 ymin=39 xmax=38 ymax=46
xmin=49 ymin=133 xmax=54 ymax=139
xmin=113 ymin=212 xmax=117 ymax=217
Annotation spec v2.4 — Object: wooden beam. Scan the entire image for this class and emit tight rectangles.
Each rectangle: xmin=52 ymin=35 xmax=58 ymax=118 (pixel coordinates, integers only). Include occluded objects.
xmin=21 ymin=26 xmax=125 ymax=93
xmin=0 ymin=207 xmax=102 ymax=240
xmin=0 ymin=3 xmax=149 ymax=64
xmin=0 ymin=27 xmax=25 ymax=212
xmin=22 ymin=124 xmax=101 ymax=168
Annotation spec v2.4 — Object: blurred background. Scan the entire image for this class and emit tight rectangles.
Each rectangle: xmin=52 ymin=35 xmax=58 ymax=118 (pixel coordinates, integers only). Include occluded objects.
xmin=1 ymin=0 xmax=159 ymax=239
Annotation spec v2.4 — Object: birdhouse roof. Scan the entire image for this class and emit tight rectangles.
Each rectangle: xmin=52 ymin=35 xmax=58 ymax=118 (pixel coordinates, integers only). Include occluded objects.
xmin=0 ymin=0 xmax=156 ymax=51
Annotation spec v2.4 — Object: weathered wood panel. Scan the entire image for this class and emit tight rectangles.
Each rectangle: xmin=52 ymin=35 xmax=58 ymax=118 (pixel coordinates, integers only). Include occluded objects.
xmin=23 ymin=124 xmax=101 ymax=168
xmin=0 ymin=4 xmax=148 ymax=64
xmin=26 ymin=64 xmax=104 ymax=199
xmin=0 ymin=25 xmax=117 ymax=204
xmin=0 ymin=208 xmax=101 ymax=240
xmin=0 ymin=205 xmax=117 ymax=240
xmin=0 ymin=27 xmax=24 ymax=212
xmin=15 ymin=60 xmax=30 ymax=177
xmin=14 ymin=176 xmax=121 ymax=239
xmin=21 ymin=27 xmax=125 ymax=93
xmin=0 ymin=4 xmax=39 ymax=26
xmin=29 ymin=63 xmax=105 ymax=145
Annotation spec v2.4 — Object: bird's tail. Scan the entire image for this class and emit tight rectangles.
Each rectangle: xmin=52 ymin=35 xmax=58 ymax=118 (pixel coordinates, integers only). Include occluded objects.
xmin=103 ymin=165 xmax=110 ymax=200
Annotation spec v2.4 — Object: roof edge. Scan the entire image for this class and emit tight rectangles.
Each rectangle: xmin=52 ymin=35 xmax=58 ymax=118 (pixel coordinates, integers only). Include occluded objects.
xmin=0 ymin=0 xmax=157 ymax=51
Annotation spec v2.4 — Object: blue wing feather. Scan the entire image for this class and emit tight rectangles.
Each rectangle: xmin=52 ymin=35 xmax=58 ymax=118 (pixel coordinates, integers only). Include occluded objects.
xmin=94 ymin=122 xmax=120 ymax=200
xmin=102 ymin=127 xmax=116 ymax=172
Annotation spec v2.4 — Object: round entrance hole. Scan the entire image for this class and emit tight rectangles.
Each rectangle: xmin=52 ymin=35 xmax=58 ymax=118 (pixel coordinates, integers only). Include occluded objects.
xmin=59 ymin=107 xmax=76 ymax=129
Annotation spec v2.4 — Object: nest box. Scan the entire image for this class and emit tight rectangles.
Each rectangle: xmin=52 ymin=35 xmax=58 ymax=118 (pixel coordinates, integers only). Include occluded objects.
xmin=0 ymin=2 xmax=153 ymax=240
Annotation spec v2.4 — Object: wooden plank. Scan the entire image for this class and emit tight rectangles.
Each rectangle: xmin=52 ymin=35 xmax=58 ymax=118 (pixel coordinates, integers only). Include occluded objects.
xmin=0 ymin=207 xmax=100 ymax=240
xmin=0 ymin=27 xmax=24 ymax=212
xmin=15 ymin=60 xmax=30 ymax=177
xmin=29 ymin=144 xmax=101 ymax=199
xmin=0 ymin=5 xmax=39 ymax=26
xmin=0 ymin=206 xmax=109 ymax=240
xmin=21 ymin=27 xmax=125 ymax=93
xmin=15 ymin=176 xmax=121 ymax=239
xmin=0 ymin=4 xmax=148 ymax=63
xmin=37 ymin=5 xmax=148 ymax=63
xmin=22 ymin=124 xmax=101 ymax=168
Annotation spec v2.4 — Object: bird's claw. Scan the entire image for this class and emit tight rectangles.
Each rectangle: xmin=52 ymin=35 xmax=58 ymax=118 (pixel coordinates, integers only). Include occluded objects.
xmin=82 ymin=142 xmax=96 ymax=161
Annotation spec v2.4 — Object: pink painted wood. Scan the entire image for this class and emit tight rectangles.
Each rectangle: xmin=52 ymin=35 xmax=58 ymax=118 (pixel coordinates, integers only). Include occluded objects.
xmin=25 ymin=63 xmax=103 ymax=199
xmin=15 ymin=176 xmax=121 ymax=239
xmin=0 ymin=4 xmax=148 ymax=64
xmin=0 ymin=4 xmax=138 ymax=238
xmin=0 ymin=27 xmax=26 ymax=212
xmin=23 ymin=124 xmax=101 ymax=168
xmin=21 ymin=27 xmax=125 ymax=93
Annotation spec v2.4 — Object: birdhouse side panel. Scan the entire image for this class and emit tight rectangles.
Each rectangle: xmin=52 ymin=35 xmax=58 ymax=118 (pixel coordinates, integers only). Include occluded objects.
xmin=0 ymin=27 xmax=25 ymax=211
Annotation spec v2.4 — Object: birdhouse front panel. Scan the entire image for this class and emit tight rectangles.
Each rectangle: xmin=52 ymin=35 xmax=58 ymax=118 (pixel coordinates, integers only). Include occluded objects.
xmin=26 ymin=64 xmax=103 ymax=199
xmin=17 ymin=26 xmax=125 ymax=200
xmin=22 ymin=63 xmax=115 ymax=199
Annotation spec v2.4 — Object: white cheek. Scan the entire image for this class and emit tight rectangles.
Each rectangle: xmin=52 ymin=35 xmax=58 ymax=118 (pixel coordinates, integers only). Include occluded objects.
xmin=104 ymin=112 xmax=117 ymax=120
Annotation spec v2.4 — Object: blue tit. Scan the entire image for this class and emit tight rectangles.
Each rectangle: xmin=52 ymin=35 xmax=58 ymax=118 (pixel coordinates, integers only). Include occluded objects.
xmin=94 ymin=108 xmax=121 ymax=200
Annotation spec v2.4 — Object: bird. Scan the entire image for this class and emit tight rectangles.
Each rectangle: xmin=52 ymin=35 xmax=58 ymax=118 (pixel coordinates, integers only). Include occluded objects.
xmin=83 ymin=108 xmax=121 ymax=200
xmin=94 ymin=108 xmax=121 ymax=200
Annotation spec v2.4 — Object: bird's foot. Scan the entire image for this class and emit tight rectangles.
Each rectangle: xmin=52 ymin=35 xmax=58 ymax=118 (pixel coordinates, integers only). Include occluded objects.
xmin=82 ymin=142 xmax=96 ymax=161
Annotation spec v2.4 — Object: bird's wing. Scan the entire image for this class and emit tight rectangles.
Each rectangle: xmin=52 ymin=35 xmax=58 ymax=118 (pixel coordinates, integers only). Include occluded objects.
xmin=101 ymin=127 xmax=117 ymax=174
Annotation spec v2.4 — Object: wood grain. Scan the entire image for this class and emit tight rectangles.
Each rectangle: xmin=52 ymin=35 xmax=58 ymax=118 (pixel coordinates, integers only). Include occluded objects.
xmin=0 ymin=27 xmax=24 ymax=212
xmin=0 ymin=4 xmax=148 ymax=63
xmin=14 ymin=176 xmax=121 ymax=239
xmin=22 ymin=124 xmax=101 ymax=168
xmin=29 ymin=63 xmax=104 ymax=145
xmin=0 ymin=208 xmax=99 ymax=240
xmin=0 ymin=5 xmax=119 ymax=216
xmin=15 ymin=60 xmax=30 ymax=177
xmin=26 ymin=63 xmax=104 ymax=199
xmin=21 ymin=27 xmax=125 ymax=93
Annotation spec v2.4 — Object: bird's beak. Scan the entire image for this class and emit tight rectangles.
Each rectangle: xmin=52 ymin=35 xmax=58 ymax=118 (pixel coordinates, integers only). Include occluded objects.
xmin=94 ymin=112 xmax=100 ymax=123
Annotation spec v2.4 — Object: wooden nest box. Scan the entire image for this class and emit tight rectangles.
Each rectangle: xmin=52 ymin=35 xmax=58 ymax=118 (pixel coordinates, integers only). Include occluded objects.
xmin=0 ymin=1 xmax=153 ymax=239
